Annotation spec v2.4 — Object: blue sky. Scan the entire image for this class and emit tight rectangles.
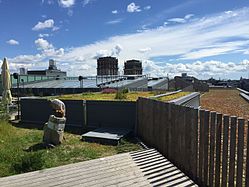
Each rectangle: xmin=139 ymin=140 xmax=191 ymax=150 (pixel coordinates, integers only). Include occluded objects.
xmin=1 ymin=0 xmax=249 ymax=79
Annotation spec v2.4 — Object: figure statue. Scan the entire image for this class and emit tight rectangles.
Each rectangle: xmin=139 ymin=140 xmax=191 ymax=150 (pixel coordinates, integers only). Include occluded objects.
xmin=43 ymin=99 xmax=66 ymax=147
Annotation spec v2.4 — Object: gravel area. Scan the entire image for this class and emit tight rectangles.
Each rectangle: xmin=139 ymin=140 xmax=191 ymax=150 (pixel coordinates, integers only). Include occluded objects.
xmin=200 ymin=89 xmax=249 ymax=120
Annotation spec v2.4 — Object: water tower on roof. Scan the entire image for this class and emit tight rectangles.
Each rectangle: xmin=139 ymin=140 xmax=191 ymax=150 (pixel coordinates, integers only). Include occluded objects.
xmin=97 ymin=57 xmax=118 ymax=76
xmin=48 ymin=59 xmax=57 ymax=70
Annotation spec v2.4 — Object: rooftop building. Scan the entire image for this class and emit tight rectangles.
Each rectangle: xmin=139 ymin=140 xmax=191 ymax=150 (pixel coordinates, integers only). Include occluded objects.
xmin=97 ymin=57 xmax=118 ymax=76
xmin=124 ymin=60 xmax=142 ymax=75
xmin=27 ymin=59 xmax=67 ymax=77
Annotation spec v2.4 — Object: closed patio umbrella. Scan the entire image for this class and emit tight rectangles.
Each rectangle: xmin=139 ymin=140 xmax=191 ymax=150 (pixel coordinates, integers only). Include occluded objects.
xmin=1 ymin=57 xmax=12 ymax=105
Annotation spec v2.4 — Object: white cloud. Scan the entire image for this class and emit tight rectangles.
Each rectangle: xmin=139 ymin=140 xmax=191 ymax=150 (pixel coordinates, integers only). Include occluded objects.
xmin=35 ymin=38 xmax=53 ymax=50
xmin=32 ymin=19 xmax=55 ymax=31
xmin=6 ymin=39 xmax=19 ymax=45
xmin=82 ymin=0 xmax=94 ymax=7
xmin=9 ymin=7 xmax=249 ymax=78
xmin=93 ymin=44 xmax=123 ymax=59
xmin=127 ymin=2 xmax=141 ymax=13
xmin=168 ymin=18 xmax=186 ymax=23
xmin=112 ymin=44 xmax=122 ymax=56
xmin=34 ymin=38 xmax=64 ymax=57
xmin=142 ymin=59 xmax=249 ymax=79
xmin=52 ymin=26 xmax=60 ymax=31
xmin=168 ymin=13 xmax=194 ymax=23
xmin=58 ymin=0 xmax=75 ymax=8
xmin=144 ymin=6 xmax=151 ymax=10
xmin=184 ymin=14 xmax=194 ymax=19
xmin=38 ymin=33 xmax=50 ymax=37
xmin=106 ymin=19 xmax=122 ymax=25
xmin=67 ymin=9 xmax=73 ymax=16
xmin=112 ymin=10 xmax=118 ymax=14
xmin=139 ymin=47 xmax=151 ymax=53
xmin=244 ymin=49 xmax=249 ymax=54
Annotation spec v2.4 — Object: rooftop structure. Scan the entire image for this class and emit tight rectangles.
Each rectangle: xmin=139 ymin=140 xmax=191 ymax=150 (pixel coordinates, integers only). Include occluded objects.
xmin=97 ymin=57 xmax=118 ymax=76
xmin=124 ymin=59 xmax=142 ymax=75
xmin=27 ymin=59 xmax=67 ymax=77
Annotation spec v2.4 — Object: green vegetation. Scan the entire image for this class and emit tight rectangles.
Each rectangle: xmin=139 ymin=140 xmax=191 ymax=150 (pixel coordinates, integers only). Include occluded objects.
xmin=156 ymin=92 xmax=191 ymax=102
xmin=49 ymin=91 xmax=159 ymax=101
xmin=0 ymin=121 xmax=142 ymax=177
xmin=48 ymin=91 xmax=191 ymax=102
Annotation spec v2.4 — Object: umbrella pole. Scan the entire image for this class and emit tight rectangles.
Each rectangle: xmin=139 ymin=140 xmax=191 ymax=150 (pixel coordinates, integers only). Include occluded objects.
xmin=6 ymin=104 xmax=9 ymax=113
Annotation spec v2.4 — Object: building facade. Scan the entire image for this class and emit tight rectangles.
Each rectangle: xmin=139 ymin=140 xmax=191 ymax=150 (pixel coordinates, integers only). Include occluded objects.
xmin=27 ymin=59 xmax=67 ymax=77
xmin=97 ymin=57 xmax=118 ymax=76
xmin=124 ymin=60 xmax=142 ymax=75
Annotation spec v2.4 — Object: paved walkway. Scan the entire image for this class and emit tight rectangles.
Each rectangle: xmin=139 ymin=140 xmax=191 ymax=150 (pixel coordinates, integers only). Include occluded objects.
xmin=0 ymin=149 xmax=198 ymax=187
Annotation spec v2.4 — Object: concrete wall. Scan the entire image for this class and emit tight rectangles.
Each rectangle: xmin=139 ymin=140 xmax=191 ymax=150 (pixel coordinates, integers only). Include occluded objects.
xmin=169 ymin=92 xmax=200 ymax=108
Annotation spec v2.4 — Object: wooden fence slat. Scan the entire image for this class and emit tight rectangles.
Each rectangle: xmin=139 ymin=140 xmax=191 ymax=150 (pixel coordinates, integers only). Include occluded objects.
xmin=175 ymin=105 xmax=182 ymax=168
xmin=171 ymin=104 xmax=177 ymax=164
xmin=153 ymin=101 xmax=160 ymax=151
xmin=162 ymin=102 xmax=168 ymax=157
xmin=209 ymin=112 xmax=216 ymax=187
xmin=198 ymin=109 xmax=205 ymax=184
xmin=185 ymin=107 xmax=192 ymax=175
xmin=137 ymin=98 xmax=142 ymax=138
xmin=228 ymin=116 xmax=237 ymax=187
xmin=203 ymin=110 xmax=210 ymax=185
xmin=215 ymin=113 xmax=222 ymax=187
xmin=137 ymin=98 xmax=248 ymax=187
xmin=190 ymin=108 xmax=198 ymax=181
xmin=180 ymin=106 xmax=186 ymax=171
xmin=148 ymin=99 xmax=154 ymax=146
xmin=221 ymin=115 xmax=229 ymax=187
xmin=167 ymin=103 xmax=172 ymax=160
xmin=246 ymin=121 xmax=249 ymax=187
xmin=236 ymin=118 xmax=245 ymax=187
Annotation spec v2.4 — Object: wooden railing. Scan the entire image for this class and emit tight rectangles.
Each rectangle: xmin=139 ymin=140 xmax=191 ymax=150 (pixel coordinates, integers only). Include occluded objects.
xmin=136 ymin=97 xmax=249 ymax=186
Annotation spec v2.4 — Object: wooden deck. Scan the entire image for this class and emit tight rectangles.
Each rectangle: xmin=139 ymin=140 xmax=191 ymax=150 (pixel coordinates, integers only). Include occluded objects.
xmin=0 ymin=149 xmax=198 ymax=187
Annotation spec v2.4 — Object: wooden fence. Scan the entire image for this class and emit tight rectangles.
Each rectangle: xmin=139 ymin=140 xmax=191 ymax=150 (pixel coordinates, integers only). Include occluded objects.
xmin=137 ymin=97 xmax=249 ymax=186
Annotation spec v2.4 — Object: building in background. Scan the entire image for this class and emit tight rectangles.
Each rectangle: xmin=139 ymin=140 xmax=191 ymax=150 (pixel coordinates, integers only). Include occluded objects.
xmin=124 ymin=60 xmax=142 ymax=75
xmin=27 ymin=59 xmax=67 ymax=77
xmin=97 ymin=57 xmax=118 ymax=76
xmin=19 ymin=67 xmax=27 ymax=75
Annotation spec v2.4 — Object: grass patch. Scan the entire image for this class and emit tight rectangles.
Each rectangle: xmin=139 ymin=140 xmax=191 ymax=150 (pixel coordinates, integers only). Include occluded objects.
xmin=48 ymin=91 xmax=167 ymax=101
xmin=156 ymin=92 xmax=191 ymax=102
xmin=0 ymin=121 xmax=142 ymax=177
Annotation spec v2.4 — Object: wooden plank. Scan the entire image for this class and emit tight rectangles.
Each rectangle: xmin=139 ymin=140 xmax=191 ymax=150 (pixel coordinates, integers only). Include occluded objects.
xmin=171 ymin=104 xmax=177 ymax=164
xmin=215 ymin=113 xmax=222 ymax=187
xmin=209 ymin=112 xmax=216 ymax=187
xmin=179 ymin=105 xmax=186 ymax=171
xmin=153 ymin=101 xmax=160 ymax=151
xmin=163 ymin=102 xmax=169 ymax=157
xmin=236 ymin=118 xmax=245 ymax=187
xmin=203 ymin=110 xmax=210 ymax=185
xmin=145 ymin=99 xmax=153 ymax=145
xmin=198 ymin=109 xmax=205 ymax=184
xmin=221 ymin=115 xmax=229 ymax=187
xmin=246 ymin=120 xmax=249 ymax=187
xmin=136 ymin=98 xmax=142 ymax=138
xmin=190 ymin=108 xmax=198 ymax=181
xmin=228 ymin=116 xmax=237 ymax=187
xmin=175 ymin=105 xmax=181 ymax=167
xmin=158 ymin=102 xmax=165 ymax=155
xmin=167 ymin=103 xmax=173 ymax=160
xmin=185 ymin=107 xmax=192 ymax=175
xmin=137 ymin=98 xmax=144 ymax=140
